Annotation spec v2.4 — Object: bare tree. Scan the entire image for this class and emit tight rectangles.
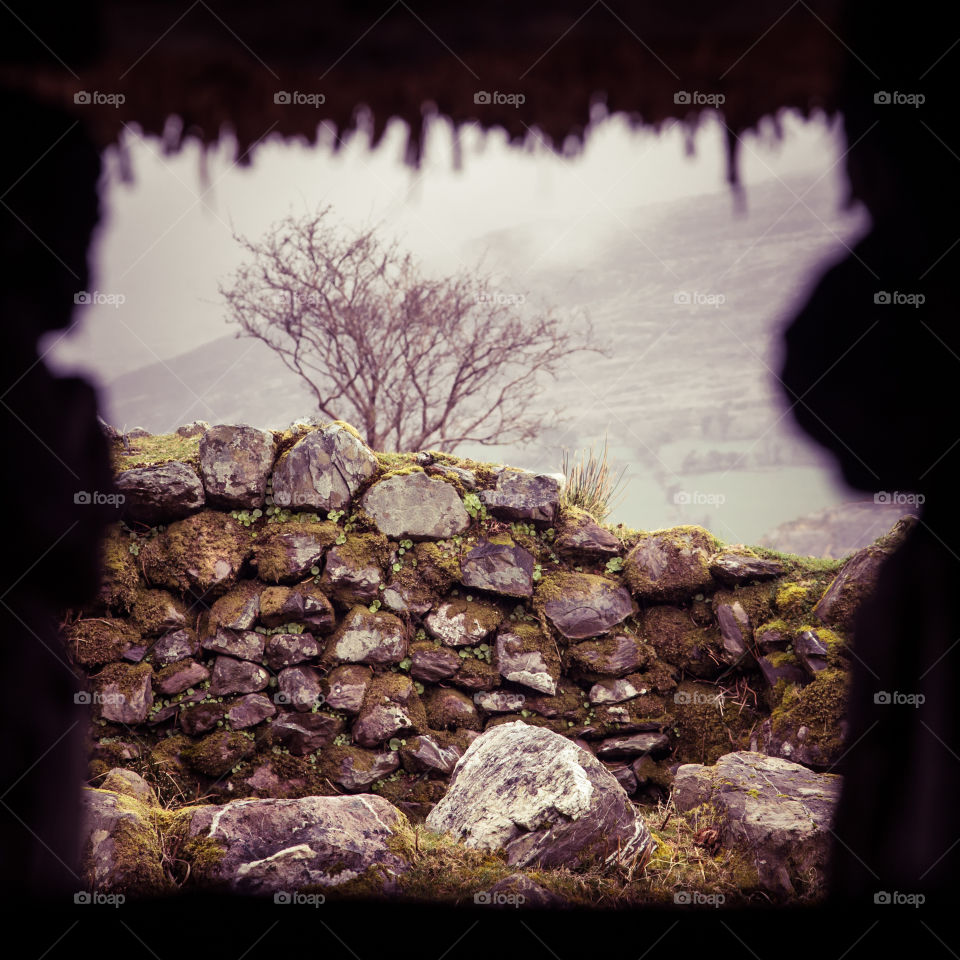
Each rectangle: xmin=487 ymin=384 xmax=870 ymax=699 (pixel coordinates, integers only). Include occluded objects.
xmin=219 ymin=206 xmax=597 ymax=452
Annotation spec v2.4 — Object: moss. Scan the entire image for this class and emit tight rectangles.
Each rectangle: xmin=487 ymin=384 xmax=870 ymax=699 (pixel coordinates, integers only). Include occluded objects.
xmin=669 ymin=680 xmax=758 ymax=765
xmin=801 ymin=625 xmax=846 ymax=667
xmin=112 ymin=431 xmax=201 ymax=472
xmin=413 ymin=541 xmax=461 ymax=590
xmin=637 ymin=606 xmax=720 ymax=678
xmin=764 ymin=650 xmax=799 ymax=669
xmin=206 ymin=580 xmax=261 ymax=631
xmin=379 ymin=465 xmax=426 ymax=480
xmin=622 ymin=527 xmax=718 ymax=600
xmin=66 ymin=618 xmax=141 ymax=667
xmin=130 ymin=588 xmax=190 ymax=635
xmin=770 ymin=667 xmax=848 ymax=761
xmin=439 ymin=595 xmax=504 ymax=634
xmin=252 ymin=519 xmax=339 ymax=583
xmin=183 ymin=730 xmax=256 ymax=777
xmin=329 ymin=420 xmax=364 ymax=442
xmin=330 ymin=531 xmax=390 ymax=568
xmin=97 ymin=525 xmax=142 ymax=611
xmin=746 ymin=544 xmax=844 ymax=577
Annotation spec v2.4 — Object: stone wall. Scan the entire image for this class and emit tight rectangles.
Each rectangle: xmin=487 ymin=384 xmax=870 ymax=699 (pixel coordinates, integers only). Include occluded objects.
xmin=72 ymin=417 xmax=904 ymax=824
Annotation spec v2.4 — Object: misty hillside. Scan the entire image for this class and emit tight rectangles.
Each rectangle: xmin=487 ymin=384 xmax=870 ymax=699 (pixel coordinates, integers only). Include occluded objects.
xmin=103 ymin=174 xmax=867 ymax=542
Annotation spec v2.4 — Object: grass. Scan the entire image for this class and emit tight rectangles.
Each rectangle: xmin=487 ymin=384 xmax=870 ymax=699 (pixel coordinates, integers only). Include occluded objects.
xmin=560 ymin=433 xmax=628 ymax=523
xmin=112 ymin=432 xmax=202 ymax=472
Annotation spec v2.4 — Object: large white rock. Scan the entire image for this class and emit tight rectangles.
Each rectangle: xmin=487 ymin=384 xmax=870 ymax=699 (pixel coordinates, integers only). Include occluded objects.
xmin=425 ymin=721 xmax=652 ymax=870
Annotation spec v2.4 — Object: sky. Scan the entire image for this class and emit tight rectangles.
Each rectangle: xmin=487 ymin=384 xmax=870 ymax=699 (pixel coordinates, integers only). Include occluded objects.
xmin=45 ymin=107 xmax=851 ymax=384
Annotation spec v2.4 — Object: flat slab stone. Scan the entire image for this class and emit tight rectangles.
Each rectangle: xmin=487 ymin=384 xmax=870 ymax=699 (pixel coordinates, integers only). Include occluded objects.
xmin=199 ymin=424 xmax=277 ymax=510
xmin=362 ymin=471 xmax=471 ymax=541
xmin=116 ymin=460 xmax=205 ymax=525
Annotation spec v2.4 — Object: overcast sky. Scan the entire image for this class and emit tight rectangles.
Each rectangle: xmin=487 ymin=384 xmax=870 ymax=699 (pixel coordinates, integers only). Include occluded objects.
xmin=46 ymin=108 xmax=850 ymax=384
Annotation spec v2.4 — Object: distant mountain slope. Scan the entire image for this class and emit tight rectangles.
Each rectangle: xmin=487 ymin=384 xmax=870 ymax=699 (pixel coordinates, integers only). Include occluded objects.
xmin=759 ymin=501 xmax=920 ymax=559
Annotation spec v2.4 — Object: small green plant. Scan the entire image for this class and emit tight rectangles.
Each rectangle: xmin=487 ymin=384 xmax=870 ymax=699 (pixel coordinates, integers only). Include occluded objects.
xmin=605 ymin=556 xmax=625 ymax=574
xmin=560 ymin=432 xmax=628 ymax=522
xmin=368 ymin=598 xmax=382 ymax=613
xmin=463 ymin=493 xmax=487 ymax=522
xmin=532 ymin=563 xmax=543 ymax=581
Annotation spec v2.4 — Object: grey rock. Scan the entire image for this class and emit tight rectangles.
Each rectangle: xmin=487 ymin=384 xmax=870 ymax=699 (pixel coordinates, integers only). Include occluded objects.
xmin=116 ymin=461 xmax=205 ymax=525
xmin=209 ymin=656 xmax=270 ymax=696
xmin=716 ymin=600 xmax=751 ymax=663
xmin=96 ymin=664 xmax=153 ymax=724
xmin=362 ymin=472 xmax=470 ymax=541
xmin=176 ymin=420 xmax=210 ymax=437
xmin=319 ymin=541 xmax=383 ymax=604
xmin=184 ymin=794 xmax=411 ymax=894
xmin=540 ymin=573 xmax=634 ymax=639
xmin=202 ymin=627 xmax=265 ymax=663
xmin=461 ymin=539 xmax=534 ymax=598
xmin=226 ymin=694 xmax=277 ymax=729
xmin=277 ymin=665 xmax=324 ymax=712
xmin=588 ymin=678 xmax=639 ymax=704
xmin=425 ymin=599 xmax=502 ymax=646
xmin=264 ymin=632 xmax=320 ymax=670
xmin=710 ymin=551 xmax=785 ymax=586
xmin=495 ymin=628 xmax=560 ymax=695
xmin=399 ymin=735 xmax=462 ymax=775
xmin=595 ymin=732 xmax=671 ymax=760
xmin=479 ymin=472 xmax=560 ymax=527
xmin=324 ymin=746 xmax=400 ymax=791
xmin=474 ymin=690 xmax=528 ymax=713
xmin=322 ymin=665 xmax=372 ymax=714
xmin=795 ymin=629 xmax=830 ymax=676
xmin=152 ymin=628 xmax=199 ymax=666
xmin=271 ymin=423 xmax=378 ymax=512
xmin=352 ymin=675 xmax=426 ymax=748
xmin=270 ymin=712 xmax=345 ymax=755
xmin=328 ymin=607 xmax=408 ymax=665
xmin=199 ymin=424 xmax=277 ymax=510
xmin=425 ymin=722 xmax=653 ymax=870
xmin=567 ymin=634 xmax=649 ymax=676
xmin=672 ymin=751 xmax=841 ymax=897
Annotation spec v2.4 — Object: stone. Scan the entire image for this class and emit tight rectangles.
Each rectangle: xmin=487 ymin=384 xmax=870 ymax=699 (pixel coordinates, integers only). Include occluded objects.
xmin=672 ymin=751 xmax=841 ymax=897
xmin=327 ymin=606 xmax=408 ymax=665
xmin=424 ymin=599 xmax=502 ymax=646
xmin=181 ymin=702 xmax=226 ymax=735
xmin=554 ymin=510 xmax=622 ymax=560
xmin=151 ymin=628 xmax=200 ymax=666
xmin=473 ymin=690 xmax=529 ymax=713
xmin=451 ymin=657 xmax=502 ymax=692
xmin=794 ymin=629 xmax=830 ymax=676
xmin=605 ymin=763 xmax=638 ymax=795
xmin=226 ymin=694 xmax=277 ymax=729
xmin=423 ymin=687 xmax=483 ymax=730
xmin=100 ymin=768 xmax=157 ymax=805
xmin=198 ymin=423 xmax=277 ymax=509
xmin=115 ymin=460 xmax=205 ymax=525
xmin=567 ymin=633 xmax=649 ymax=676
xmin=183 ymin=729 xmax=256 ymax=777
xmin=588 ymin=678 xmax=639 ymax=704
xmin=154 ymin=659 xmax=209 ymax=696
xmin=141 ymin=511 xmax=252 ymax=598
xmin=322 ymin=665 xmax=372 ymax=714
xmin=259 ymin=584 xmax=336 ymax=633
xmin=270 ymin=712 xmax=344 ymax=754
xmin=80 ymin=787 xmax=167 ymax=894
xmin=409 ymin=643 xmax=462 ymax=682
xmin=754 ymin=652 xmax=808 ymax=689
xmin=202 ymin=627 xmax=265 ymax=663
xmin=208 ymin=656 xmax=270 ymax=696
xmin=319 ymin=536 xmax=385 ymax=605
xmin=716 ymin=600 xmax=751 ymax=663
xmin=495 ymin=626 xmax=561 ymax=695
xmin=271 ymin=423 xmax=378 ymax=512
xmin=130 ymin=590 xmax=189 ymax=636
xmin=538 ymin=572 xmax=634 ymax=639
xmin=481 ymin=874 xmax=567 ymax=908
xmin=710 ymin=550 xmax=785 ymax=586
xmin=594 ymin=732 xmax=671 ymax=760
xmin=176 ymin=420 xmax=209 ymax=437
xmin=252 ymin=522 xmax=338 ymax=583
xmin=94 ymin=662 xmax=153 ymax=724
xmin=461 ymin=538 xmax=535 ymax=598
xmin=264 ymin=632 xmax=320 ymax=670
xmin=479 ymin=471 xmax=560 ymax=526
xmin=66 ymin=618 xmax=140 ymax=668
xmin=184 ymin=794 xmax=411 ymax=894
xmin=622 ymin=526 xmax=717 ymax=602
xmin=277 ymin=665 xmax=324 ymax=712
xmin=207 ymin=581 xmax=261 ymax=631
xmin=322 ymin=745 xmax=400 ymax=791
xmin=353 ymin=675 xmax=427 ymax=748
xmin=362 ymin=471 xmax=471 ymax=540
xmin=426 ymin=722 xmax=653 ymax=870
xmin=639 ymin=605 xmax=723 ymax=679
xmin=399 ymin=734 xmax=463 ymax=775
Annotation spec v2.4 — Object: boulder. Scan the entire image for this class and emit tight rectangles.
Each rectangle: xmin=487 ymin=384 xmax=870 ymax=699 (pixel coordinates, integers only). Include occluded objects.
xmin=538 ymin=572 xmax=634 ymax=639
xmin=362 ymin=472 xmax=471 ymax=540
xmin=259 ymin=583 xmax=336 ymax=633
xmin=199 ymin=424 xmax=277 ymax=510
xmin=479 ymin=472 xmax=560 ymax=526
xmin=425 ymin=722 xmax=652 ymax=870
xmin=151 ymin=628 xmax=200 ymax=666
xmin=409 ymin=642 xmax=462 ymax=682
xmin=226 ymin=694 xmax=277 ymax=729
xmin=327 ymin=606 xmax=408 ymax=665
xmin=271 ymin=423 xmax=378 ymax=512
xmin=277 ymin=665 xmax=324 ymax=712
xmin=184 ymin=794 xmax=411 ymax=894
xmin=206 ymin=581 xmax=262 ymax=632
xmin=623 ymin=526 xmax=716 ymax=602
xmin=319 ymin=535 xmax=386 ymax=605
xmin=141 ymin=511 xmax=252 ymax=598
xmin=202 ymin=627 xmax=265 ymax=662
xmin=554 ymin=509 xmax=622 ymax=560
xmin=424 ymin=598 xmax=503 ymax=646
xmin=115 ymin=461 xmax=205 ymax=525
xmin=94 ymin=662 xmax=153 ymax=724
xmin=672 ymin=751 xmax=841 ymax=896
xmin=461 ymin=538 xmax=535 ymax=598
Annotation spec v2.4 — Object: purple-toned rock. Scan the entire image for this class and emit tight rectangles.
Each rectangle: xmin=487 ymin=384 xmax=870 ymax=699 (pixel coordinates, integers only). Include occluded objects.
xmin=567 ymin=633 xmax=649 ymax=676
xmin=623 ymin=526 xmax=716 ymax=602
xmin=494 ymin=626 xmax=561 ymax=695
xmin=327 ymin=606 xmax=408 ymax=665
xmin=209 ymin=656 xmax=270 ymax=696
xmin=277 ymin=665 xmax=324 ymax=712
xmin=226 ymin=694 xmax=276 ymax=729
xmin=207 ymin=581 xmax=262 ymax=632
xmin=94 ymin=663 xmax=153 ymax=724
xmin=716 ymin=600 xmax=751 ymax=663
xmin=202 ymin=627 xmax=265 ymax=663
xmin=270 ymin=712 xmax=344 ymax=754
xmin=181 ymin=702 xmax=226 ymax=735
xmin=410 ymin=643 xmax=462 ymax=682
xmin=264 ymin=632 xmax=320 ymax=670
xmin=423 ymin=687 xmax=483 ymax=731
xmin=152 ymin=628 xmax=199 ymax=666
xmin=322 ymin=745 xmax=400 ymax=791
xmin=538 ymin=572 xmax=634 ymax=639
xmin=116 ymin=460 xmax=205 ymax=526
xmin=399 ymin=735 xmax=462 ymax=775
xmin=352 ymin=675 xmax=427 ymax=748
xmin=461 ymin=538 xmax=535 ymax=598
xmin=322 ymin=665 xmax=372 ymax=714
xmin=594 ymin=732 xmax=671 ymax=760
xmin=154 ymin=659 xmax=209 ymax=696
xmin=710 ymin=551 xmax=785 ymax=586
xmin=479 ymin=472 xmax=560 ymax=527
xmin=362 ymin=471 xmax=471 ymax=540
xmin=425 ymin=599 xmax=502 ymax=646
xmin=198 ymin=424 xmax=277 ymax=510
